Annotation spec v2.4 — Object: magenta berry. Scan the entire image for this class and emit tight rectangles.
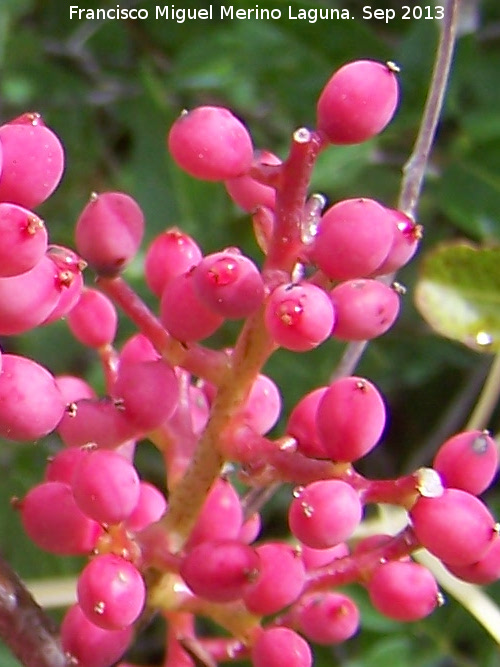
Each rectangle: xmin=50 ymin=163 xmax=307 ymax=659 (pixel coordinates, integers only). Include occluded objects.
xmin=180 ymin=539 xmax=260 ymax=603
xmin=309 ymin=197 xmax=395 ymax=281
xmin=0 ymin=203 xmax=48 ymax=277
xmin=410 ymin=488 xmax=497 ymax=566
xmin=192 ymin=250 xmax=265 ymax=319
xmin=289 ymin=480 xmax=363 ymax=549
xmin=113 ymin=359 xmax=179 ymax=431
xmin=252 ymin=627 xmax=312 ymax=667
xmin=0 ymin=354 xmax=65 ymax=442
xmin=243 ymin=542 xmax=306 ymax=615
xmin=75 ymin=191 xmax=144 ymax=276
xmin=61 ymin=603 xmax=133 ymax=667
xmin=330 ymin=279 xmax=401 ymax=341
xmin=225 ymin=149 xmax=281 ymax=212
xmin=0 ymin=113 xmax=65 ymax=208
xmin=72 ymin=449 xmax=141 ymax=525
xmin=19 ymin=481 xmax=101 ymax=555
xmin=168 ymin=106 xmax=253 ymax=181
xmin=160 ymin=268 xmax=224 ymax=342
xmin=286 ymin=387 xmax=329 ymax=459
xmin=298 ymin=592 xmax=360 ymax=644
xmin=433 ymin=430 xmax=498 ymax=495
xmin=144 ymin=228 xmax=202 ymax=297
xmin=316 ymin=376 xmax=387 ymax=462
xmin=368 ymin=561 xmax=439 ymax=621
xmin=264 ymin=282 xmax=335 ymax=351
xmin=67 ymin=287 xmax=118 ymax=348
xmin=77 ymin=554 xmax=146 ymax=630
xmin=317 ymin=59 xmax=399 ymax=144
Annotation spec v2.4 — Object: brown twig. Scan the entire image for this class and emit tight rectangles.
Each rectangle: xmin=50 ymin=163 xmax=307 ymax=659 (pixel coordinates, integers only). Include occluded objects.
xmin=0 ymin=555 xmax=71 ymax=667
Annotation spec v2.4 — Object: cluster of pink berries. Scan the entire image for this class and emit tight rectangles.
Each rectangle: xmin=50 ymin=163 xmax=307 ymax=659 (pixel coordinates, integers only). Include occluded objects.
xmin=0 ymin=60 xmax=499 ymax=667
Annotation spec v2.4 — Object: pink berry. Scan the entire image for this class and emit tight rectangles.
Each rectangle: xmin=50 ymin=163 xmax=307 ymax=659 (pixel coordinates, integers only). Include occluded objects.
xmin=0 ymin=203 xmax=48 ymax=277
xmin=410 ymin=488 xmax=497 ymax=566
xmin=45 ymin=446 xmax=89 ymax=485
xmin=300 ymin=542 xmax=349 ymax=570
xmin=124 ymin=481 xmax=167 ymax=533
xmin=0 ymin=255 xmax=65 ymax=335
xmin=433 ymin=430 xmax=498 ymax=495
xmin=61 ymin=603 xmax=133 ymax=667
xmin=243 ymin=542 xmax=305 ymax=615
xmin=225 ymin=150 xmax=280 ymax=212
xmin=289 ymin=480 xmax=363 ymax=549
xmin=317 ymin=60 xmax=399 ymax=144
xmin=75 ymin=191 xmax=144 ymax=276
xmin=54 ymin=374 xmax=97 ymax=403
xmin=144 ymin=228 xmax=202 ymax=297
xmin=309 ymin=198 xmax=395 ymax=281
xmin=0 ymin=354 xmax=65 ymax=442
xmin=72 ymin=449 xmax=141 ymax=525
xmin=67 ymin=287 xmax=118 ymax=348
xmin=168 ymin=106 xmax=253 ymax=181
xmin=251 ymin=627 xmax=312 ymax=667
xmin=41 ymin=245 xmax=86 ymax=324
xmin=113 ymin=359 xmax=179 ymax=432
xmin=330 ymin=279 xmax=401 ymax=341
xmin=298 ymin=592 xmax=360 ymax=643
xmin=264 ymin=282 xmax=335 ymax=351
xmin=0 ymin=113 xmax=65 ymax=208
xmin=19 ymin=481 xmax=101 ymax=555
xmin=368 ymin=561 xmax=439 ymax=621
xmin=444 ymin=535 xmax=500 ymax=585
xmin=192 ymin=250 xmax=265 ymax=319
xmin=187 ymin=479 xmax=243 ymax=548
xmin=119 ymin=333 xmax=160 ymax=364
xmin=160 ymin=269 xmax=224 ymax=342
xmin=316 ymin=376 xmax=386 ymax=462
xmin=374 ymin=208 xmax=422 ymax=275
xmin=57 ymin=397 xmax=137 ymax=449
xmin=239 ymin=373 xmax=282 ymax=435
xmin=286 ymin=387 xmax=329 ymax=459
xmin=180 ymin=539 xmax=260 ymax=602
xmin=77 ymin=554 xmax=145 ymax=630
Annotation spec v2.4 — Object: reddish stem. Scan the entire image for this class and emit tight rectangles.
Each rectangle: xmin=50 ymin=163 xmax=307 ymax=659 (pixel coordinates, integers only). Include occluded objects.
xmin=96 ymin=276 xmax=230 ymax=385
xmin=303 ymin=525 xmax=421 ymax=592
xmin=264 ymin=128 xmax=323 ymax=273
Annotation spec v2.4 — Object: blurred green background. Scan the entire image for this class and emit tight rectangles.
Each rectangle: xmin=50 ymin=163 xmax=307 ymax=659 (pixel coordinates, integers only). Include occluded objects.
xmin=0 ymin=0 xmax=500 ymax=665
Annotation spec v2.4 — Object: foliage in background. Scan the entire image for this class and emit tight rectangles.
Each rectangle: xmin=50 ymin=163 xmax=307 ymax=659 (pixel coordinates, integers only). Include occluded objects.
xmin=0 ymin=0 xmax=500 ymax=665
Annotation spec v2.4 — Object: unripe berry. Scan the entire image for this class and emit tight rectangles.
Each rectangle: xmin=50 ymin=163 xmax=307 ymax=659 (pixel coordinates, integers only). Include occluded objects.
xmin=433 ymin=430 xmax=498 ymax=495
xmin=289 ymin=480 xmax=363 ymax=549
xmin=317 ymin=60 xmax=399 ymax=144
xmin=180 ymin=539 xmax=260 ymax=602
xmin=368 ymin=561 xmax=440 ymax=621
xmin=309 ymin=198 xmax=395 ymax=281
xmin=410 ymin=488 xmax=497 ymax=566
xmin=144 ymin=228 xmax=202 ymax=297
xmin=251 ymin=627 xmax=312 ymax=667
xmin=77 ymin=554 xmax=145 ymax=630
xmin=61 ymin=603 xmax=133 ymax=667
xmin=0 ymin=113 xmax=65 ymax=208
xmin=316 ymin=376 xmax=386 ymax=462
xmin=67 ymin=288 xmax=118 ymax=348
xmin=168 ymin=106 xmax=253 ymax=181
xmin=192 ymin=250 xmax=265 ymax=319
xmin=265 ymin=282 xmax=335 ymax=351
xmin=75 ymin=192 xmax=144 ymax=276
xmin=72 ymin=449 xmax=141 ymax=525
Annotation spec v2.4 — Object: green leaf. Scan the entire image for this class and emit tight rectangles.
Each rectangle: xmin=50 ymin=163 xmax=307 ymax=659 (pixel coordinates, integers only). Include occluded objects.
xmin=436 ymin=162 xmax=500 ymax=240
xmin=415 ymin=243 xmax=500 ymax=352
